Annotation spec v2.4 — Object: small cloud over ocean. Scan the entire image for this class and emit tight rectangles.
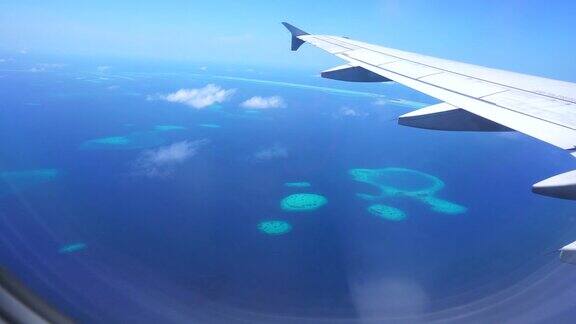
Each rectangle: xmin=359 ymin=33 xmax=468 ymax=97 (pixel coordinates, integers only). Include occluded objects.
xmin=28 ymin=63 xmax=66 ymax=73
xmin=253 ymin=143 xmax=288 ymax=162
xmin=339 ymin=107 xmax=368 ymax=118
xmin=97 ymin=65 xmax=111 ymax=73
xmin=241 ymin=96 xmax=285 ymax=109
xmin=132 ymin=140 xmax=209 ymax=178
xmin=159 ymin=84 xmax=235 ymax=109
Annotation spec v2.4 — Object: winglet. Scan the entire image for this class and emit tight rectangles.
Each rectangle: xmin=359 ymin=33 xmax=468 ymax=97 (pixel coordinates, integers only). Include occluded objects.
xmin=282 ymin=22 xmax=309 ymax=51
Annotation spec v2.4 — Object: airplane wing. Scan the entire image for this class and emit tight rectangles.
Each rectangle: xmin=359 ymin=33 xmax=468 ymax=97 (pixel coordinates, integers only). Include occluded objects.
xmin=282 ymin=22 xmax=576 ymax=201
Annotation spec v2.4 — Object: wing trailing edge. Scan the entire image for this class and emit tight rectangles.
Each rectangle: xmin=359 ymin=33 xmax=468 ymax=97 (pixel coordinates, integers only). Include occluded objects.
xmin=321 ymin=64 xmax=392 ymax=82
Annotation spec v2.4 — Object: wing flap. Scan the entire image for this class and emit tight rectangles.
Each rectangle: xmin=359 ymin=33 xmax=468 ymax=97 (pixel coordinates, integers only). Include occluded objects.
xmin=399 ymin=103 xmax=512 ymax=132
xmin=321 ymin=64 xmax=392 ymax=82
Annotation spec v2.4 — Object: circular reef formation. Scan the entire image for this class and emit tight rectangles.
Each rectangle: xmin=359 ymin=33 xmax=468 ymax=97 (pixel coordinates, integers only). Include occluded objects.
xmin=349 ymin=167 xmax=445 ymax=198
xmin=421 ymin=196 xmax=468 ymax=215
xmin=349 ymin=167 xmax=466 ymax=215
xmin=258 ymin=220 xmax=292 ymax=235
xmin=368 ymin=204 xmax=407 ymax=221
xmin=281 ymin=193 xmax=327 ymax=212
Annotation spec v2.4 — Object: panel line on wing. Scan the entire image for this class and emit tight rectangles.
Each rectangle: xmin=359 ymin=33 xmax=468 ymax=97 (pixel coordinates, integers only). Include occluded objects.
xmin=417 ymin=72 xmax=444 ymax=80
xmin=478 ymin=90 xmax=510 ymax=99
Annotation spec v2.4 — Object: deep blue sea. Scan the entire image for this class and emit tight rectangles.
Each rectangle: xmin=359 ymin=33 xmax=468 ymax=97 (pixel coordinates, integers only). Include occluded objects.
xmin=2 ymin=56 xmax=576 ymax=323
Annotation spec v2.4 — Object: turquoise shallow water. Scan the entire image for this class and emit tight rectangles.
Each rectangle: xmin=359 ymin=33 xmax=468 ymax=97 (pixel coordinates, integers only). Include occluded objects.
xmin=284 ymin=181 xmax=311 ymax=188
xmin=0 ymin=169 xmax=59 ymax=196
xmin=58 ymin=242 xmax=87 ymax=254
xmin=80 ymin=131 xmax=166 ymax=150
xmin=154 ymin=125 xmax=187 ymax=131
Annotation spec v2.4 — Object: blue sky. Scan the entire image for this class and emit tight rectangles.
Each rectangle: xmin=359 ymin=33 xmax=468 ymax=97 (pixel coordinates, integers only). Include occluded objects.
xmin=1 ymin=0 xmax=576 ymax=80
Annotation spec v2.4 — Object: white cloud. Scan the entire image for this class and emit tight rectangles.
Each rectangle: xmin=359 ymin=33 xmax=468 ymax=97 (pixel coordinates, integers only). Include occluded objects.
xmin=27 ymin=63 xmax=66 ymax=73
xmin=241 ymin=96 xmax=285 ymax=109
xmin=341 ymin=107 xmax=363 ymax=117
xmin=254 ymin=143 xmax=288 ymax=162
xmin=28 ymin=67 xmax=44 ymax=73
xmin=373 ymin=98 xmax=387 ymax=106
xmin=133 ymin=140 xmax=209 ymax=178
xmin=335 ymin=107 xmax=368 ymax=119
xmin=97 ymin=65 xmax=111 ymax=73
xmin=162 ymin=84 xmax=235 ymax=109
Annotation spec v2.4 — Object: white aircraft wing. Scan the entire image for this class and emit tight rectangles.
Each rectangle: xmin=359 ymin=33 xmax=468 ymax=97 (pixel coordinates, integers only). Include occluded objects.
xmin=283 ymin=22 xmax=576 ymax=201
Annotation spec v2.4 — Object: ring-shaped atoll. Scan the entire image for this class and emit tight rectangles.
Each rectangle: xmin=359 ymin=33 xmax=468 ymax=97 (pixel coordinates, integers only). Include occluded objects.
xmin=350 ymin=167 xmax=466 ymax=215
xmin=350 ymin=168 xmax=444 ymax=198
xmin=368 ymin=204 xmax=407 ymax=221
xmin=258 ymin=220 xmax=292 ymax=235
xmin=281 ymin=193 xmax=327 ymax=212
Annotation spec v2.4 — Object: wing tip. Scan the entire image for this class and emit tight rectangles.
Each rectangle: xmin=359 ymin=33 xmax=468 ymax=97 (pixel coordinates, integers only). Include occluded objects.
xmin=281 ymin=22 xmax=308 ymax=51
xmin=281 ymin=22 xmax=309 ymax=37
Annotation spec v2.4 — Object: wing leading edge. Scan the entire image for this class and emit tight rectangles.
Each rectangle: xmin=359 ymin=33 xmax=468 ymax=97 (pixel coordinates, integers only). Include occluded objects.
xmin=282 ymin=22 xmax=576 ymax=202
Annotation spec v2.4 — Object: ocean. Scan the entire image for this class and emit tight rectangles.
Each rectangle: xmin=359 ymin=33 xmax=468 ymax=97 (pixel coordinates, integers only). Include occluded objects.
xmin=1 ymin=57 xmax=576 ymax=323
